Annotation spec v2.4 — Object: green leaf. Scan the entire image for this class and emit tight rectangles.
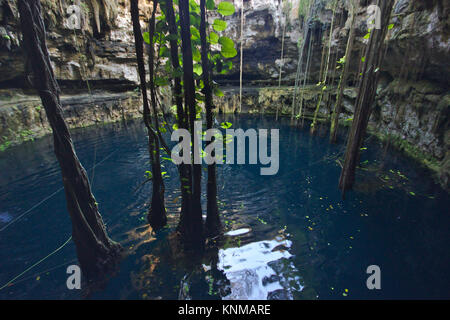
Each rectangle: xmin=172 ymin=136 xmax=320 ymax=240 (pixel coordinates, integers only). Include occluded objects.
xmin=155 ymin=77 xmax=169 ymax=86
xmin=206 ymin=0 xmax=215 ymax=10
xmin=189 ymin=0 xmax=200 ymax=14
xmin=217 ymin=1 xmax=235 ymax=16
xmin=192 ymin=46 xmax=201 ymax=62
xmin=193 ymin=64 xmax=203 ymax=76
xmin=361 ymin=56 xmax=366 ymax=62
xmin=172 ymin=67 xmax=183 ymax=78
xmin=208 ymin=31 xmax=219 ymax=44
xmin=190 ymin=26 xmax=200 ymax=40
xmin=363 ymin=32 xmax=370 ymax=40
xmin=142 ymin=32 xmax=150 ymax=44
xmin=166 ymin=34 xmax=178 ymax=42
xmin=212 ymin=19 xmax=227 ymax=32
xmin=219 ymin=36 xmax=237 ymax=58
xmin=214 ymin=87 xmax=224 ymax=97
xmin=388 ymin=23 xmax=394 ymax=30
xmin=220 ymin=121 xmax=232 ymax=129
xmin=221 ymin=46 xmax=237 ymax=58
xmin=219 ymin=36 xmax=234 ymax=48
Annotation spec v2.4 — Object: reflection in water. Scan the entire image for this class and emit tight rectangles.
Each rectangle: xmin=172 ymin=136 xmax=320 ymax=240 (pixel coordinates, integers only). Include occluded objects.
xmin=217 ymin=234 xmax=303 ymax=300
xmin=0 ymin=212 xmax=12 ymax=223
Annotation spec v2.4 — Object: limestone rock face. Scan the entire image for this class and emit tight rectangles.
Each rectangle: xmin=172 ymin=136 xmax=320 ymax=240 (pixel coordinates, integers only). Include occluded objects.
xmin=0 ymin=0 xmax=448 ymax=188
xmin=0 ymin=89 xmax=142 ymax=147
xmin=0 ymin=0 xmax=146 ymax=87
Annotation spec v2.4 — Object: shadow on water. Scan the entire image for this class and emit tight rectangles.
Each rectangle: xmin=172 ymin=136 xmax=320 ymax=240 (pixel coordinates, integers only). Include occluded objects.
xmin=0 ymin=116 xmax=449 ymax=299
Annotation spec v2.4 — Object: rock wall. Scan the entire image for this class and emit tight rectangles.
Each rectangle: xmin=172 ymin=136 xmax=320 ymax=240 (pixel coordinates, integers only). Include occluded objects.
xmin=0 ymin=0 xmax=150 ymax=88
xmin=0 ymin=89 xmax=141 ymax=150
xmin=0 ymin=0 xmax=448 ymax=188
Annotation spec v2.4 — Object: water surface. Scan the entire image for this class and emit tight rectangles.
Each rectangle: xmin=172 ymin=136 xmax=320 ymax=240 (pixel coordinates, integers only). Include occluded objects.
xmin=0 ymin=115 xmax=448 ymax=299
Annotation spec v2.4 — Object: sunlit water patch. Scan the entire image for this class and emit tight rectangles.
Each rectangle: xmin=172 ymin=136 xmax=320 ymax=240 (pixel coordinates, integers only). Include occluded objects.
xmin=217 ymin=235 xmax=303 ymax=299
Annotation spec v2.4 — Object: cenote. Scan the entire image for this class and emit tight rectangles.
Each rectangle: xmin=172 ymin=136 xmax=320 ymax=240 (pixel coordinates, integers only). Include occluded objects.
xmin=0 ymin=115 xmax=448 ymax=300
xmin=1 ymin=0 xmax=449 ymax=303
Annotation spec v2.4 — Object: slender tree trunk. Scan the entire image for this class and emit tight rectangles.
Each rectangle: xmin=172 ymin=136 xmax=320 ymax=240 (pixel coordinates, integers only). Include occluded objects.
xmin=200 ymin=0 xmax=221 ymax=237
xmin=147 ymin=0 xmax=167 ymax=230
xmin=165 ymin=0 xmax=192 ymax=230
xmin=339 ymin=0 xmax=395 ymax=194
xmin=311 ymin=0 xmax=337 ymax=134
xmin=292 ymin=0 xmax=313 ymax=121
xmin=276 ymin=7 xmax=286 ymax=120
xmin=297 ymin=30 xmax=313 ymax=123
xmin=330 ymin=1 xmax=357 ymax=143
xmin=18 ymin=0 xmax=121 ymax=278
xmin=178 ymin=0 xmax=204 ymax=247
xmin=239 ymin=1 xmax=244 ymax=113
xmin=130 ymin=0 xmax=166 ymax=231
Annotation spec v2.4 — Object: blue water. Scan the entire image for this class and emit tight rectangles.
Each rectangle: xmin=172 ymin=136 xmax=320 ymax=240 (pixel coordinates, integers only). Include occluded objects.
xmin=0 ymin=115 xmax=448 ymax=299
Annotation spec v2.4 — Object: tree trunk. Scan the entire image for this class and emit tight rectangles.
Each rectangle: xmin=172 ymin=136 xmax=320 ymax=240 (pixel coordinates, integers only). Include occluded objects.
xmin=330 ymin=1 xmax=357 ymax=143
xmin=130 ymin=0 xmax=167 ymax=231
xmin=339 ymin=0 xmax=395 ymax=194
xmin=291 ymin=1 xmax=313 ymax=121
xmin=165 ymin=0 xmax=192 ymax=231
xmin=276 ymin=10 xmax=286 ymax=120
xmin=18 ymin=0 xmax=121 ymax=279
xmin=311 ymin=0 xmax=337 ymax=134
xmin=239 ymin=1 xmax=244 ymax=114
xmin=147 ymin=0 xmax=167 ymax=230
xmin=200 ymin=0 xmax=221 ymax=238
xmin=297 ymin=30 xmax=313 ymax=123
xmin=178 ymin=0 xmax=204 ymax=247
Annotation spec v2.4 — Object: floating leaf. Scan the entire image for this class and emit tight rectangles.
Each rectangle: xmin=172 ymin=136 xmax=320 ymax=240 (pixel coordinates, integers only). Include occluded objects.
xmin=220 ymin=121 xmax=232 ymax=129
